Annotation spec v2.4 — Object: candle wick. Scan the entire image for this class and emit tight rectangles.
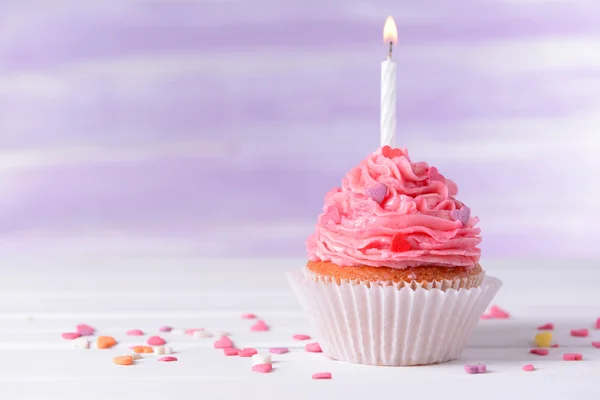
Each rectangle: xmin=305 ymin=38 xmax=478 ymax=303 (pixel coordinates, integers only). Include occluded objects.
xmin=388 ymin=42 xmax=393 ymax=59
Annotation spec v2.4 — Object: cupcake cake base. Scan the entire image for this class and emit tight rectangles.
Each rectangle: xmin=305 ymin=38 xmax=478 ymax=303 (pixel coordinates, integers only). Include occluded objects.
xmin=288 ymin=268 xmax=502 ymax=366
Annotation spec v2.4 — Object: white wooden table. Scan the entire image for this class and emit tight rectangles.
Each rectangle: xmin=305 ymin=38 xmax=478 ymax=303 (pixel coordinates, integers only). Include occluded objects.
xmin=0 ymin=257 xmax=598 ymax=399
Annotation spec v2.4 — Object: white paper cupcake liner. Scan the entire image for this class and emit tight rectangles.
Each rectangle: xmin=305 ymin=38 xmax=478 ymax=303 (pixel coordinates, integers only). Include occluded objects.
xmin=287 ymin=268 xmax=502 ymax=366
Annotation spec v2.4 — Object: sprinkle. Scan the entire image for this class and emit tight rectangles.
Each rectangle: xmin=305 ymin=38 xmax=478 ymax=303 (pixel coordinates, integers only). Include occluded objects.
xmin=127 ymin=329 xmax=144 ymax=336
xmin=239 ymin=348 xmax=258 ymax=357
xmin=155 ymin=346 xmax=165 ymax=355
xmin=489 ymin=305 xmax=510 ymax=319
xmin=571 ymin=329 xmax=589 ymax=337
xmin=250 ymin=320 xmax=269 ymax=332
xmin=596 ymin=318 xmax=600 ymax=329
xmin=269 ymin=347 xmax=289 ymax=354
xmin=366 ymin=183 xmax=387 ymax=204
xmin=537 ymin=323 xmax=554 ymax=330
xmin=390 ymin=234 xmax=411 ymax=252
xmin=530 ymin=348 xmax=549 ymax=356
xmin=147 ymin=336 xmax=167 ymax=346
xmin=224 ymin=348 xmax=240 ymax=356
xmin=97 ymin=336 xmax=117 ymax=349
xmin=193 ymin=330 xmax=213 ymax=339
xmin=215 ymin=330 xmax=230 ymax=337
xmin=522 ymin=364 xmax=535 ymax=372
xmin=158 ymin=356 xmax=178 ymax=362
xmin=129 ymin=353 xmax=141 ymax=360
xmin=563 ymin=353 xmax=583 ymax=361
xmin=185 ymin=328 xmax=203 ymax=336
xmin=252 ymin=353 xmax=272 ymax=365
xmin=551 ymin=344 xmax=560 ymax=348
xmin=242 ymin=313 xmax=257 ymax=319
xmin=450 ymin=206 xmax=471 ymax=226
xmin=293 ymin=334 xmax=311 ymax=341
xmin=62 ymin=332 xmax=81 ymax=340
xmin=213 ymin=336 xmax=234 ymax=349
xmin=306 ymin=342 xmax=322 ymax=353
xmin=312 ymin=372 xmax=332 ymax=380
xmin=592 ymin=342 xmax=600 ymax=348
xmin=159 ymin=326 xmax=173 ymax=332
xmin=534 ymin=332 xmax=552 ymax=348
xmin=464 ymin=364 xmax=486 ymax=374
xmin=71 ymin=337 xmax=90 ymax=349
xmin=382 ymin=146 xmax=404 ymax=159
xmin=132 ymin=346 xmax=153 ymax=354
xmin=252 ymin=363 xmax=273 ymax=373
xmin=76 ymin=324 xmax=95 ymax=336
xmin=113 ymin=355 xmax=133 ymax=366
xmin=480 ymin=314 xmax=493 ymax=319
xmin=163 ymin=346 xmax=172 ymax=354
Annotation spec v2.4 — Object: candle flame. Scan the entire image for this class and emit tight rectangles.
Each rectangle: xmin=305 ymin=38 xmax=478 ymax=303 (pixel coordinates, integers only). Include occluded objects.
xmin=383 ymin=16 xmax=398 ymax=44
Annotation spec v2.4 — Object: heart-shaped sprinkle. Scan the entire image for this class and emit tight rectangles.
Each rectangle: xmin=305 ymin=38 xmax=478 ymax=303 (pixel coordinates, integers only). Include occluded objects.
xmin=241 ymin=313 xmax=257 ymax=319
xmin=127 ymin=329 xmax=144 ymax=336
xmin=62 ymin=332 xmax=81 ymax=340
xmin=158 ymin=326 xmax=172 ymax=332
xmin=366 ymin=183 xmax=387 ymax=204
xmin=250 ymin=320 xmax=269 ymax=332
xmin=522 ymin=364 xmax=535 ymax=372
xmin=390 ymin=233 xmax=411 ymax=252
xmin=223 ymin=348 xmax=240 ymax=356
xmin=252 ymin=363 xmax=273 ymax=373
xmin=158 ymin=356 xmax=178 ymax=362
xmin=538 ymin=323 xmax=554 ymax=330
xmin=147 ymin=336 xmax=167 ymax=346
xmin=530 ymin=348 xmax=549 ymax=356
xmin=213 ymin=336 xmax=234 ymax=349
xmin=305 ymin=342 xmax=322 ymax=353
xmin=429 ymin=167 xmax=445 ymax=182
xmin=592 ymin=342 xmax=600 ymax=348
xmin=76 ymin=324 xmax=95 ymax=336
xmin=381 ymin=146 xmax=404 ymax=159
xmin=97 ymin=336 xmax=117 ymax=349
xmin=113 ymin=355 xmax=133 ymax=366
xmin=292 ymin=334 xmax=311 ymax=341
xmin=488 ymin=305 xmax=510 ymax=319
xmin=451 ymin=206 xmax=471 ymax=226
xmin=269 ymin=347 xmax=289 ymax=354
xmin=239 ymin=348 xmax=258 ymax=357
xmin=312 ymin=372 xmax=332 ymax=380
xmin=571 ymin=329 xmax=589 ymax=337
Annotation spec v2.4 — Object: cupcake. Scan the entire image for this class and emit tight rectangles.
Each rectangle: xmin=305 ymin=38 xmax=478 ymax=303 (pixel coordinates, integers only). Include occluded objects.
xmin=288 ymin=145 xmax=502 ymax=366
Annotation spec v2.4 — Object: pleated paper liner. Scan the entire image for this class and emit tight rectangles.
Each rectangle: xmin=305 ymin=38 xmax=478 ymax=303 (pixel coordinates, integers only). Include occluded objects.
xmin=287 ymin=268 xmax=502 ymax=366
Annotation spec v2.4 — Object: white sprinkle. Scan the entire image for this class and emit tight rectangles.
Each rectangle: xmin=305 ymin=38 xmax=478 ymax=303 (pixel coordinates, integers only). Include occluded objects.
xmin=129 ymin=352 xmax=141 ymax=360
xmin=215 ymin=330 xmax=229 ymax=337
xmin=193 ymin=330 xmax=213 ymax=339
xmin=252 ymin=353 xmax=272 ymax=365
xmin=72 ymin=338 xmax=90 ymax=349
xmin=154 ymin=346 xmax=165 ymax=355
xmin=163 ymin=346 xmax=172 ymax=354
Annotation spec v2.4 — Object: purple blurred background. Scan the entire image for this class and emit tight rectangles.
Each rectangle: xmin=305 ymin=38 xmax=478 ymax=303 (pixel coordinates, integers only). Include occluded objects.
xmin=1 ymin=0 xmax=599 ymax=259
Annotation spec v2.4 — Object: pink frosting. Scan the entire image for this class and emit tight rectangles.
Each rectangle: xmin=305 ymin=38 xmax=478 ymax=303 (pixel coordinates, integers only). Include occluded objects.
xmin=306 ymin=146 xmax=481 ymax=269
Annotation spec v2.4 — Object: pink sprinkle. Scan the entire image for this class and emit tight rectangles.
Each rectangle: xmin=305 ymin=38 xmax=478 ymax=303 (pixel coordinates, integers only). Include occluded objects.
xmin=76 ymin=324 xmax=95 ymax=336
xmin=239 ymin=348 xmax=258 ymax=357
xmin=158 ymin=356 xmax=178 ymax=362
xmin=269 ymin=347 xmax=289 ymax=354
xmin=213 ymin=336 xmax=234 ymax=349
xmin=464 ymin=365 xmax=480 ymax=374
xmin=596 ymin=318 xmax=600 ymax=329
xmin=305 ymin=342 xmax=322 ymax=353
xmin=62 ymin=332 xmax=81 ymax=340
xmin=489 ymin=305 xmax=510 ymax=319
xmin=537 ymin=323 xmax=554 ymax=330
xmin=530 ymin=349 xmax=549 ymax=356
xmin=522 ymin=364 xmax=535 ymax=372
xmin=242 ymin=313 xmax=257 ymax=319
xmin=159 ymin=326 xmax=173 ymax=332
xmin=551 ymin=344 xmax=560 ymax=348
xmin=480 ymin=314 xmax=493 ymax=320
xmin=223 ymin=348 xmax=240 ymax=356
xmin=312 ymin=372 xmax=332 ymax=380
xmin=127 ymin=329 xmax=144 ymax=336
xmin=250 ymin=320 xmax=269 ymax=332
xmin=563 ymin=353 xmax=583 ymax=361
xmin=592 ymin=342 xmax=600 ymax=348
xmin=147 ymin=336 xmax=167 ymax=346
xmin=571 ymin=329 xmax=589 ymax=337
xmin=185 ymin=328 xmax=203 ymax=336
xmin=293 ymin=334 xmax=311 ymax=341
xmin=252 ymin=363 xmax=273 ymax=373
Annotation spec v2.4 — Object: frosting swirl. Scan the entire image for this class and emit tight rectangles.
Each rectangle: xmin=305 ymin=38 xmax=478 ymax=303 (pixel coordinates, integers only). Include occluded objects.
xmin=306 ymin=146 xmax=481 ymax=269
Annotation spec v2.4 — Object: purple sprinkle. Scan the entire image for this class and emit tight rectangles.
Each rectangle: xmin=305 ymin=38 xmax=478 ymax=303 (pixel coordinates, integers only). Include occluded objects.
xmin=269 ymin=347 xmax=289 ymax=354
xmin=450 ymin=206 xmax=471 ymax=226
xmin=366 ymin=183 xmax=387 ymax=204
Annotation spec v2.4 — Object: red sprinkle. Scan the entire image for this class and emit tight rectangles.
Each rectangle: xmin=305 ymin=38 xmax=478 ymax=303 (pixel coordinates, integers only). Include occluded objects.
xmin=551 ymin=344 xmax=560 ymax=348
xmin=530 ymin=348 xmax=549 ymax=356
xmin=61 ymin=332 xmax=81 ymax=340
xmin=537 ymin=323 xmax=554 ymax=330
xmin=571 ymin=329 xmax=589 ymax=337
xmin=147 ymin=336 xmax=167 ymax=346
xmin=223 ymin=348 xmax=240 ymax=356
xmin=489 ymin=305 xmax=510 ymax=319
xmin=126 ymin=329 xmax=144 ymax=336
xmin=312 ymin=372 xmax=332 ymax=380
xmin=158 ymin=356 xmax=178 ymax=362
xmin=241 ymin=313 xmax=257 ymax=319
xmin=592 ymin=342 xmax=600 ymax=348
xmin=213 ymin=336 xmax=234 ymax=349
xmin=250 ymin=320 xmax=269 ymax=332
xmin=390 ymin=233 xmax=411 ymax=252
xmin=76 ymin=324 xmax=95 ymax=336
xmin=293 ymin=334 xmax=311 ymax=341
xmin=252 ymin=363 xmax=273 ymax=373
xmin=239 ymin=348 xmax=258 ymax=357
xmin=159 ymin=326 xmax=173 ymax=332
xmin=269 ymin=347 xmax=289 ymax=354
xmin=522 ymin=364 xmax=535 ymax=372
xmin=563 ymin=353 xmax=583 ymax=361
xmin=306 ymin=342 xmax=322 ymax=353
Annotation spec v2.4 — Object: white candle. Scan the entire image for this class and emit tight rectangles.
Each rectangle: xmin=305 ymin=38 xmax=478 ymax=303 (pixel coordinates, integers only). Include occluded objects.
xmin=380 ymin=16 xmax=398 ymax=147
